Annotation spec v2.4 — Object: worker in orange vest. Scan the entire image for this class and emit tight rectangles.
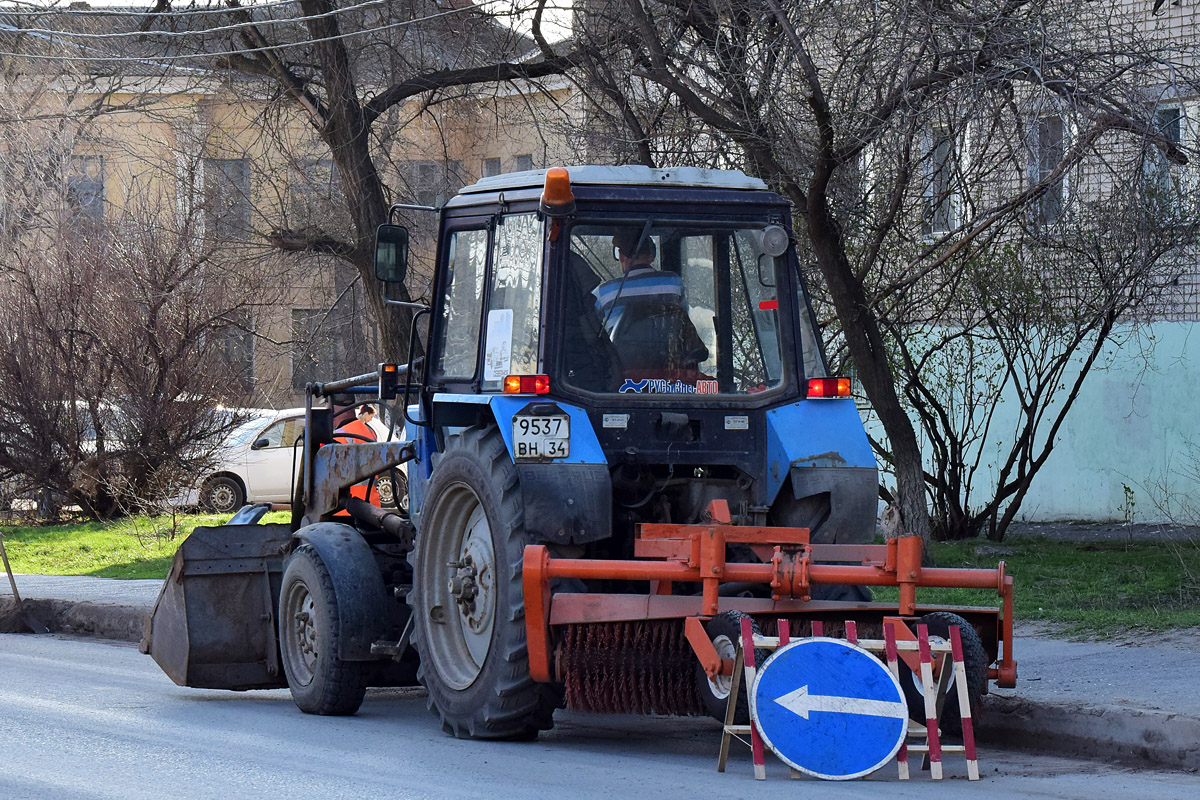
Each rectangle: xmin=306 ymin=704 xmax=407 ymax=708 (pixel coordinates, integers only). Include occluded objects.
xmin=335 ymin=403 xmax=381 ymax=508
xmin=336 ymin=403 xmax=379 ymax=445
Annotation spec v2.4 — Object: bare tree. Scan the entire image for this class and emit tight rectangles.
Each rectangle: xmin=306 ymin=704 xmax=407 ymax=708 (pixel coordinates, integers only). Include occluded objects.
xmin=560 ymin=0 xmax=1197 ymax=541
xmin=0 ymin=139 xmax=271 ymax=518
xmin=142 ymin=0 xmax=574 ymax=362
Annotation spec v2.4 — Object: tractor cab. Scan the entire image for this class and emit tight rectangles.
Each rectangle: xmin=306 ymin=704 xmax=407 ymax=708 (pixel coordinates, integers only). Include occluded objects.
xmin=423 ymin=166 xmax=824 ymax=400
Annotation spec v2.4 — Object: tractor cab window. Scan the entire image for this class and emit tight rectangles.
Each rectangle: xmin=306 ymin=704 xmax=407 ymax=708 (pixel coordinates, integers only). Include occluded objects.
xmin=562 ymin=223 xmax=787 ymax=396
xmin=434 ymin=228 xmax=489 ymax=379
xmin=482 ymin=213 xmax=543 ymax=390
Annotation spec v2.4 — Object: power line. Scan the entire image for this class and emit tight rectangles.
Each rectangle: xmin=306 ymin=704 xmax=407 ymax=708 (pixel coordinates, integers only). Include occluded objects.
xmin=0 ymin=0 xmax=303 ymax=18
xmin=0 ymin=5 xmax=488 ymax=63
xmin=0 ymin=0 xmax=399 ymax=40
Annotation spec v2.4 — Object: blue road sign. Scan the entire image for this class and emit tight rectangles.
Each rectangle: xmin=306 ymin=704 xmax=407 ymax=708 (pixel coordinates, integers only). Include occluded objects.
xmin=750 ymin=637 xmax=908 ymax=780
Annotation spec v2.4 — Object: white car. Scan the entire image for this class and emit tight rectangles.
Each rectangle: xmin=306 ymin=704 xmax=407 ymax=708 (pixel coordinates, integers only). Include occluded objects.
xmin=195 ymin=408 xmax=407 ymax=515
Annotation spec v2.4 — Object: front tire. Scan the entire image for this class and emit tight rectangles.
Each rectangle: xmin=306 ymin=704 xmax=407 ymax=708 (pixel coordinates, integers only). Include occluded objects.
xmin=408 ymin=425 xmax=558 ymax=739
xmin=200 ymin=475 xmax=244 ymax=515
xmin=278 ymin=545 xmax=368 ymax=715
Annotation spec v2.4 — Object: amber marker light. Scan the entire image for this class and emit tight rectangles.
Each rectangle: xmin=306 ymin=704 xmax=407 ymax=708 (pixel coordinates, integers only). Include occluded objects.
xmin=807 ymin=377 xmax=852 ymax=398
xmin=540 ymin=168 xmax=576 ymax=216
xmin=504 ymin=375 xmax=551 ymax=394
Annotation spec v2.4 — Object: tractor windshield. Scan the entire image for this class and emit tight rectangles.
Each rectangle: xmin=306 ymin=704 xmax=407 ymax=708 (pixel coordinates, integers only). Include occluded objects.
xmin=561 ymin=222 xmax=808 ymax=396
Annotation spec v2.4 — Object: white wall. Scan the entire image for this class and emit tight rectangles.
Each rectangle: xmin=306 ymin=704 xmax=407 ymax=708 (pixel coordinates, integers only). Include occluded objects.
xmin=865 ymin=321 xmax=1199 ymax=523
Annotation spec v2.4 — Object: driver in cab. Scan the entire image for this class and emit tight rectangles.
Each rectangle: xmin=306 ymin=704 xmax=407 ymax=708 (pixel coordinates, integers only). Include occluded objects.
xmin=592 ymin=228 xmax=708 ymax=380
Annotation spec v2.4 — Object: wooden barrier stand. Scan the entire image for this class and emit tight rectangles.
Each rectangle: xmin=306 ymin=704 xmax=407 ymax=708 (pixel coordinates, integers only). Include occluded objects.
xmin=717 ymin=618 xmax=980 ymax=781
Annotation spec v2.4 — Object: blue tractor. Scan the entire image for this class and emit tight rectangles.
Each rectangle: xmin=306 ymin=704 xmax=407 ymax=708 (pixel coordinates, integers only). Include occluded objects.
xmin=145 ymin=166 xmax=1013 ymax=741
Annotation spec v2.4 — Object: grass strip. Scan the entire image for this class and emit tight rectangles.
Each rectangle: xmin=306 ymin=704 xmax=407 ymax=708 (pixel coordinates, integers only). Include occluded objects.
xmin=874 ymin=536 xmax=1200 ymax=634
xmin=0 ymin=511 xmax=291 ymax=580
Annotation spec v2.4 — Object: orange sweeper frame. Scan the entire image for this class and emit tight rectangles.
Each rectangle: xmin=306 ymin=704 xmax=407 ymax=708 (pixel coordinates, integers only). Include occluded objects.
xmin=522 ymin=500 xmax=1016 ymax=691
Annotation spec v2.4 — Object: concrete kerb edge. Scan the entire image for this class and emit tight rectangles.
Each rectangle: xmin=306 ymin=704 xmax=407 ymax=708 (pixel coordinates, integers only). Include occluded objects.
xmin=0 ymin=597 xmax=146 ymax=642
xmin=981 ymin=695 xmax=1200 ymax=772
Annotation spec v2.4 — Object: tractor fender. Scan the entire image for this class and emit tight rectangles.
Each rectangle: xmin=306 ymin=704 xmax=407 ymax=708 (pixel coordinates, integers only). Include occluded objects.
xmin=765 ymin=399 xmax=878 ymax=542
xmin=422 ymin=394 xmax=612 ymax=544
xmin=293 ymin=522 xmax=389 ymax=661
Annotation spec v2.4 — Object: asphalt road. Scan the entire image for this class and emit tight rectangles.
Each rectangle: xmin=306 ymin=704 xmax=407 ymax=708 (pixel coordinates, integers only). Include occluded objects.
xmin=2 ymin=634 xmax=1197 ymax=800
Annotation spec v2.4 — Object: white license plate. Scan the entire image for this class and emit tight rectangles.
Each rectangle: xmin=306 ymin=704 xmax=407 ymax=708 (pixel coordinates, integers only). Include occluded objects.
xmin=513 ymin=414 xmax=569 ymax=459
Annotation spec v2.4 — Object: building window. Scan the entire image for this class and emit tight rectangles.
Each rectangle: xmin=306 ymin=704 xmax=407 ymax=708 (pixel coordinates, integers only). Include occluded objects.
xmin=406 ymin=160 xmax=463 ymax=207
xmin=203 ymin=158 xmax=251 ymax=240
xmin=482 ymin=157 xmax=502 ymax=178
xmin=67 ymin=155 xmax=105 ymax=220
xmin=291 ymin=305 xmax=370 ymax=389
xmin=1031 ymin=115 xmax=1066 ymax=226
xmin=514 ymin=154 xmax=534 ymax=173
xmin=289 ymin=159 xmax=345 ymax=228
xmin=216 ymin=308 xmax=255 ymax=393
xmin=923 ymin=132 xmax=957 ymax=235
xmin=1144 ymin=106 xmax=1183 ymax=215
xmin=292 ymin=309 xmax=327 ymax=389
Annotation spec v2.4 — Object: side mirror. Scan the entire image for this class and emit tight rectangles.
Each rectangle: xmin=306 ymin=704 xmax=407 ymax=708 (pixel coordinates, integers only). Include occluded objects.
xmin=375 ymin=224 xmax=409 ymax=284
xmin=251 ymin=438 xmax=270 ymax=450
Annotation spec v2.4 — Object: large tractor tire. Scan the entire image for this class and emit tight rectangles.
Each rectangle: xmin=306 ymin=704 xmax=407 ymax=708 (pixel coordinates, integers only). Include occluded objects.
xmin=898 ymin=612 xmax=987 ymax=737
xmin=278 ymin=545 xmax=369 ymax=715
xmin=408 ymin=424 xmax=559 ymax=739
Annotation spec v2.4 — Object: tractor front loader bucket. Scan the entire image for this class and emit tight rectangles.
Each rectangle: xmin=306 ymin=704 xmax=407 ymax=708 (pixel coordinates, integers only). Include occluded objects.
xmin=142 ymin=521 xmax=292 ymax=690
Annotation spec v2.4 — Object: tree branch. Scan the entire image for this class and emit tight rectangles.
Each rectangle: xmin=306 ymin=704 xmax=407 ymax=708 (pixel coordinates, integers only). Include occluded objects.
xmin=266 ymin=228 xmax=355 ymax=257
xmin=362 ymin=56 xmax=574 ymax=127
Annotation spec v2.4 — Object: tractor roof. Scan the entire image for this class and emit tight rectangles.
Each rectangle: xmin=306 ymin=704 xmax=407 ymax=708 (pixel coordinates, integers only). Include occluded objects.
xmin=460 ymin=165 xmax=768 ymax=195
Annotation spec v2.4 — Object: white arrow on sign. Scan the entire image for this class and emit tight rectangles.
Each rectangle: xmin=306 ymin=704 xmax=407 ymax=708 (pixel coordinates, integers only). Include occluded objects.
xmin=774 ymin=685 xmax=907 ymax=721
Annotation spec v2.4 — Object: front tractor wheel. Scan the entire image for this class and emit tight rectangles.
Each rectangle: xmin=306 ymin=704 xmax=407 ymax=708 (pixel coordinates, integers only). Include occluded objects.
xmin=278 ymin=545 xmax=368 ymax=716
xmin=409 ymin=425 xmax=558 ymax=739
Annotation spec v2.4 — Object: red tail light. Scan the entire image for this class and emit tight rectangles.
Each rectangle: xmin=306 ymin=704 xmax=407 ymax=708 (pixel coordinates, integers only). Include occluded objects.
xmin=807 ymin=377 xmax=851 ymax=398
xmin=504 ymin=375 xmax=551 ymax=395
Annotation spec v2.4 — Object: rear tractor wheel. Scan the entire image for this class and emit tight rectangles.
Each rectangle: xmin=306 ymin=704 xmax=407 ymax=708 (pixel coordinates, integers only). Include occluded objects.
xmin=408 ymin=424 xmax=558 ymax=739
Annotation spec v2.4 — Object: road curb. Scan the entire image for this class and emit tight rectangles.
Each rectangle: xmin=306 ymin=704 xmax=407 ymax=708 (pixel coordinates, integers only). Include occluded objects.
xmin=1 ymin=597 xmax=146 ymax=642
xmin=981 ymin=694 xmax=1200 ymax=772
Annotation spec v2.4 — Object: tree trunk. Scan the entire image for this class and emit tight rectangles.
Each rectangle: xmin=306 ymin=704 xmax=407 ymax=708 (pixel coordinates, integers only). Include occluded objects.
xmin=300 ymin=0 xmax=419 ymax=363
xmin=798 ymin=185 xmax=932 ymax=543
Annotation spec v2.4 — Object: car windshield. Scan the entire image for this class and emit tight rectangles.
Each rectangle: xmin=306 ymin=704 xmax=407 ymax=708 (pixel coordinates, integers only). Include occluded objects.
xmin=227 ymin=416 xmax=273 ymax=447
xmin=561 ymin=222 xmax=788 ymax=396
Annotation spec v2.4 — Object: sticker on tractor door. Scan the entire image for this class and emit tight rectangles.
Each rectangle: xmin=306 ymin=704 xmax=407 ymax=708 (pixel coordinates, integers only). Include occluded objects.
xmin=725 ymin=415 xmax=749 ymax=431
xmin=602 ymin=413 xmax=629 ymax=429
xmin=619 ymin=378 xmax=719 ymax=394
xmin=512 ymin=413 xmax=570 ymax=459
xmin=483 ymin=309 xmax=514 ymax=381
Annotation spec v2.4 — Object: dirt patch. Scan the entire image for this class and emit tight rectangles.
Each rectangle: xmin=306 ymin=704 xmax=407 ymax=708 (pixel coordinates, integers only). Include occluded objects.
xmin=1005 ymin=521 xmax=1200 ymax=543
